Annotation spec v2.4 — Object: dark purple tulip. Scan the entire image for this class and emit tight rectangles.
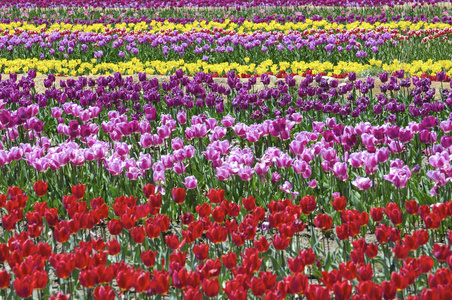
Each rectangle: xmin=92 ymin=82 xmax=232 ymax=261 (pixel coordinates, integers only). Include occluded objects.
xmin=379 ymin=72 xmax=388 ymax=83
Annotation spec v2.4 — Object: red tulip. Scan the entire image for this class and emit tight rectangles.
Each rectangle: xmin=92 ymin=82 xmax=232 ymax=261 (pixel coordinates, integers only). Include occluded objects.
xmin=370 ymin=207 xmax=384 ymax=222
xmin=49 ymin=253 xmax=75 ymax=279
xmin=131 ymin=226 xmax=145 ymax=244
xmin=339 ymin=261 xmax=357 ymax=281
xmin=172 ymin=188 xmax=186 ymax=204
xmin=143 ymin=183 xmax=155 ymax=198
xmin=357 ymin=264 xmax=373 ymax=281
xmin=205 ymin=223 xmax=227 ymax=244
xmin=287 ymin=256 xmax=305 ymax=274
xmin=393 ymin=243 xmax=410 ymax=260
xmin=287 ymin=273 xmax=309 ymax=295
xmin=330 ymin=196 xmax=347 ymax=212
xmin=172 ymin=268 xmax=190 ymax=289
xmin=106 ymin=239 xmax=121 ymax=256
xmin=136 ymin=271 xmax=151 ymax=292
xmin=79 ymin=270 xmax=96 ymax=288
xmin=201 ymin=278 xmax=219 ymax=298
xmin=71 ymin=184 xmax=86 ymax=200
xmin=385 ymin=203 xmax=403 ymax=226
xmin=32 ymin=270 xmax=48 ymax=290
xmin=333 ymin=281 xmax=352 ymax=300
xmin=33 ymin=181 xmax=48 ymax=197
xmin=391 ymin=272 xmax=408 ymax=291
xmin=117 ymin=270 xmax=132 ymax=291
xmin=151 ymin=270 xmax=170 ymax=295
xmin=184 ymin=286 xmax=202 ymax=300
xmin=94 ymin=285 xmax=115 ymax=300
xmin=314 ymin=214 xmax=333 ymax=231
xmin=206 ymin=188 xmax=225 ymax=204
xmin=2 ymin=214 xmax=16 ymax=231
xmin=365 ymin=243 xmax=378 ymax=258
xmin=107 ymin=219 xmax=122 ymax=236
xmin=0 ymin=244 xmax=9 ymax=262
xmin=193 ymin=244 xmax=209 ymax=261
xmin=405 ymin=200 xmax=418 ymax=215
xmin=54 ymin=221 xmax=70 ymax=243
xmin=49 ymin=292 xmax=71 ymax=300
xmin=254 ymin=236 xmax=271 ymax=253
xmin=375 ymin=224 xmax=390 ymax=244
xmin=433 ymin=243 xmax=451 ymax=262
xmin=221 ymin=252 xmax=237 ymax=270
xmin=196 ymin=203 xmax=212 ymax=218
xmin=212 ymin=206 xmax=226 ymax=223
xmin=13 ymin=276 xmax=33 ymax=298
xmin=300 ymin=195 xmax=316 ymax=215
xmin=272 ymin=234 xmax=290 ymax=251
xmin=165 ymin=234 xmax=182 ymax=250
xmin=141 ymin=249 xmax=157 ymax=268
xmin=251 ymin=277 xmax=266 ymax=296
xmin=0 ymin=270 xmax=10 ymax=289
xmin=305 ymin=284 xmax=330 ymax=300
xmin=0 ymin=194 xmax=6 ymax=208
xmin=382 ymin=281 xmax=397 ymax=299
xmin=242 ymin=195 xmax=256 ymax=211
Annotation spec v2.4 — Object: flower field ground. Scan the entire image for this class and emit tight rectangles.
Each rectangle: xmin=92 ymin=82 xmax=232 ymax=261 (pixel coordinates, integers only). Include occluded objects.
xmin=2 ymin=0 xmax=452 ymax=299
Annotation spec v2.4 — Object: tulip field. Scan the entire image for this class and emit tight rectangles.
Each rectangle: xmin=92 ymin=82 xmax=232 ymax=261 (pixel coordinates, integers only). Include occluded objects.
xmin=2 ymin=0 xmax=452 ymax=299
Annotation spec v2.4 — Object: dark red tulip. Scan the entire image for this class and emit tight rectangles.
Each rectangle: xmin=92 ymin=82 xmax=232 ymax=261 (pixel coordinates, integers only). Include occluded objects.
xmin=172 ymin=188 xmax=186 ymax=204
xmin=193 ymin=244 xmax=209 ymax=261
xmin=333 ymin=281 xmax=352 ymax=300
xmin=33 ymin=181 xmax=48 ymax=197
